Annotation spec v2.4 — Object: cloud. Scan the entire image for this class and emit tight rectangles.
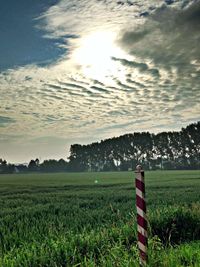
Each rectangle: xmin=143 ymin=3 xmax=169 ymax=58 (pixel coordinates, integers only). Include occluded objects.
xmin=0 ymin=116 xmax=16 ymax=127
xmin=36 ymin=0 xmax=165 ymax=43
xmin=119 ymin=1 xmax=200 ymax=73
xmin=112 ymin=57 xmax=160 ymax=78
xmin=90 ymin=86 xmax=109 ymax=94
xmin=0 ymin=0 xmax=200 ymax=162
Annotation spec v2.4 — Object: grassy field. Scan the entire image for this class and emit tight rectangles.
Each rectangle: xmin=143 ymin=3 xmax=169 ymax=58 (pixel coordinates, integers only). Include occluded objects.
xmin=0 ymin=170 xmax=200 ymax=266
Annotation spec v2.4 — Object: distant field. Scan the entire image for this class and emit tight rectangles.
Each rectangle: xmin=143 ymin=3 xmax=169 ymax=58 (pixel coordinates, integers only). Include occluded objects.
xmin=0 ymin=170 xmax=200 ymax=266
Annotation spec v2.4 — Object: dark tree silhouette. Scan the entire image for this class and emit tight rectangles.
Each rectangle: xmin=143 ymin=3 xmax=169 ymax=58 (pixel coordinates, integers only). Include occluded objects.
xmin=0 ymin=159 xmax=15 ymax=173
xmin=28 ymin=159 xmax=40 ymax=172
xmin=67 ymin=121 xmax=200 ymax=171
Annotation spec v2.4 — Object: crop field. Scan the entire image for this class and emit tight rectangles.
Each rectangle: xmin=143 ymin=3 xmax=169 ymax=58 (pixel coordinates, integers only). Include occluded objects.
xmin=0 ymin=170 xmax=200 ymax=266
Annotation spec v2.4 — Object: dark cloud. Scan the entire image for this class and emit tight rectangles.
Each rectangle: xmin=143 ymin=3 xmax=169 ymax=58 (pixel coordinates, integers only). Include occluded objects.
xmin=90 ymin=86 xmax=108 ymax=93
xmin=119 ymin=1 xmax=200 ymax=73
xmin=112 ymin=57 xmax=160 ymax=78
xmin=140 ymin=11 xmax=149 ymax=17
xmin=58 ymin=81 xmax=86 ymax=90
xmin=120 ymin=30 xmax=150 ymax=45
xmin=116 ymin=0 xmax=134 ymax=7
xmin=0 ymin=116 xmax=15 ymax=127
xmin=165 ymin=0 xmax=174 ymax=5
xmin=93 ymin=80 xmax=105 ymax=86
xmin=112 ymin=57 xmax=148 ymax=71
xmin=116 ymin=80 xmax=136 ymax=92
xmin=126 ymin=78 xmax=146 ymax=88
xmin=46 ymin=84 xmax=62 ymax=90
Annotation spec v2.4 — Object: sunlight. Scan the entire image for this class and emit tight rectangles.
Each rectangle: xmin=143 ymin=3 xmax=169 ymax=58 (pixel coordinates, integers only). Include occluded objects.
xmin=72 ymin=30 xmax=127 ymax=83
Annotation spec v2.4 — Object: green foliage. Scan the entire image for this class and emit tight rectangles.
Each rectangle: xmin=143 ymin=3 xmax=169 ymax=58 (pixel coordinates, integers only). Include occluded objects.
xmin=0 ymin=159 xmax=15 ymax=174
xmin=149 ymin=205 xmax=200 ymax=245
xmin=67 ymin=121 xmax=200 ymax=171
xmin=0 ymin=170 xmax=200 ymax=266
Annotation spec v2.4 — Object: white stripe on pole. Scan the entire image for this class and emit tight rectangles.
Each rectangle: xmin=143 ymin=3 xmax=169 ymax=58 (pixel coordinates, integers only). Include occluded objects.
xmin=137 ymin=225 xmax=148 ymax=237
xmin=138 ymin=241 xmax=147 ymax=253
xmin=136 ymin=188 xmax=143 ymax=198
xmin=137 ymin=206 xmax=147 ymax=220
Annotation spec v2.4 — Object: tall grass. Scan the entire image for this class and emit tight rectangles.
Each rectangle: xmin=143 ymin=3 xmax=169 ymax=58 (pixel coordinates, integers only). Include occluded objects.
xmin=0 ymin=170 xmax=200 ymax=266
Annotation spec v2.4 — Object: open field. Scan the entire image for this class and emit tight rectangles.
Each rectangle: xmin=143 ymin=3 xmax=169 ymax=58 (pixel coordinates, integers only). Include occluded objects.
xmin=0 ymin=170 xmax=200 ymax=266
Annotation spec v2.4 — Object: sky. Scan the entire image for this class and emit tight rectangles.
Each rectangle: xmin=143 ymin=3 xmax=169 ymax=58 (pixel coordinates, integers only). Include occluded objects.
xmin=0 ymin=0 xmax=200 ymax=163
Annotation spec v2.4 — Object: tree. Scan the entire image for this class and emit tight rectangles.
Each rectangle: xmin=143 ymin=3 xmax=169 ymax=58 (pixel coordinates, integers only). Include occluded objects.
xmin=28 ymin=159 xmax=39 ymax=172
xmin=67 ymin=121 xmax=200 ymax=171
xmin=0 ymin=159 xmax=15 ymax=173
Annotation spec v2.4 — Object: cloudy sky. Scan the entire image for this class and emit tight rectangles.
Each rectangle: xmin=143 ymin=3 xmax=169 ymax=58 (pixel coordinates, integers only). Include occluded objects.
xmin=0 ymin=0 xmax=200 ymax=163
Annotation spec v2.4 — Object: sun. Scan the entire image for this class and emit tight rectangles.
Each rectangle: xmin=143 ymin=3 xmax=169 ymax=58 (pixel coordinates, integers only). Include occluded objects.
xmin=72 ymin=30 xmax=127 ymax=83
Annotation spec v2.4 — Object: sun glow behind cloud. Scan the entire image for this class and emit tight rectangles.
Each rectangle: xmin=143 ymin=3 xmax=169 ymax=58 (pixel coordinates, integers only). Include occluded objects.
xmin=72 ymin=31 xmax=129 ymax=84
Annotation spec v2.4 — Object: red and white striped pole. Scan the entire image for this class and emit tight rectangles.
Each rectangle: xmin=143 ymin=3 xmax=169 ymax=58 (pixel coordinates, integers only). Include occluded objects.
xmin=135 ymin=165 xmax=148 ymax=266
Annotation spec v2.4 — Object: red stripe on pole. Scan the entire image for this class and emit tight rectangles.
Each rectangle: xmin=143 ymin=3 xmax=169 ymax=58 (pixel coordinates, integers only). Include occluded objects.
xmin=138 ymin=231 xmax=147 ymax=245
xmin=136 ymin=179 xmax=145 ymax=192
xmin=139 ymin=249 xmax=147 ymax=261
xmin=137 ymin=214 xmax=147 ymax=229
xmin=136 ymin=195 xmax=146 ymax=211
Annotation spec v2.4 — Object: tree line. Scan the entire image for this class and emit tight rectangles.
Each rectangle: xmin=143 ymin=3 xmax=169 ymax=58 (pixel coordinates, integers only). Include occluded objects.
xmin=0 ymin=158 xmax=69 ymax=174
xmin=0 ymin=121 xmax=199 ymax=174
xmin=68 ymin=121 xmax=200 ymax=171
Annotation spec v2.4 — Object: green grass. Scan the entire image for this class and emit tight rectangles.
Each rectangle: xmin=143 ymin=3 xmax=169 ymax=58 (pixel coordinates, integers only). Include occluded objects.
xmin=0 ymin=170 xmax=200 ymax=266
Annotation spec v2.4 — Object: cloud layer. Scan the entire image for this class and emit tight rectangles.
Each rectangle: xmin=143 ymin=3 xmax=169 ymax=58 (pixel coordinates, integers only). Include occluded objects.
xmin=0 ymin=0 xmax=199 ymax=162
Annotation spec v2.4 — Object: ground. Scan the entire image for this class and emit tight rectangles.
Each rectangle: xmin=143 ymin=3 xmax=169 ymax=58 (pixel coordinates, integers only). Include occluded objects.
xmin=0 ymin=170 xmax=200 ymax=266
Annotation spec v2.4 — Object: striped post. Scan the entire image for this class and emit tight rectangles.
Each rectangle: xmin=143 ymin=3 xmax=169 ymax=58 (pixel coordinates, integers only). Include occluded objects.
xmin=135 ymin=165 xmax=147 ymax=266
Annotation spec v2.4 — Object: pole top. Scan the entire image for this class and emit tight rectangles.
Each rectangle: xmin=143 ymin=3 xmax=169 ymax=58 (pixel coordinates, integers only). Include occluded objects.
xmin=135 ymin=165 xmax=143 ymax=173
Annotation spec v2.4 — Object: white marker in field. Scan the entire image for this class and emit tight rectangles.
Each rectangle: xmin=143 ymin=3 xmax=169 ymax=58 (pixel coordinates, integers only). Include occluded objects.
xmin=135 ymin=165 xmax=148 ymax=266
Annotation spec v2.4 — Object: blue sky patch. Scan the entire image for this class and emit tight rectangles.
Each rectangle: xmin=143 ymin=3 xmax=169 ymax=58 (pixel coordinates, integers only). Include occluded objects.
xmin=0 ymin=0 xmax=69 ymax=71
